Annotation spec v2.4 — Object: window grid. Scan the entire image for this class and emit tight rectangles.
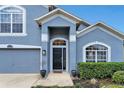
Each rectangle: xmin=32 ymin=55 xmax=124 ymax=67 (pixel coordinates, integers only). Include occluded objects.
xmin=0 ymin=13 xmax=23 ymax=33
xmin=85 ymin=44 xmax=108 ymax=62
xmin=0 ymin=6 xmax=24 ymax=34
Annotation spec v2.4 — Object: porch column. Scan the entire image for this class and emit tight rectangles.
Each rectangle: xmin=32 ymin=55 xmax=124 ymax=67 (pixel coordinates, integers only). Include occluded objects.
xmin=41 ymin=26 xmax=49 ymax=72
xmin=69 ymin=27 xmax=76 ymax=72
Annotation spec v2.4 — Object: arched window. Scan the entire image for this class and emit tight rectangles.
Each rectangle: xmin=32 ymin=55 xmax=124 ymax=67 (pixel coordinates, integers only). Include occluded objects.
xmin=53 ymin=40 xmax=66 ymax=46
xmin=83 ymin=41 xmax=111 ymax=62
xmin=0 ymin=6 xmax=26 ymax=36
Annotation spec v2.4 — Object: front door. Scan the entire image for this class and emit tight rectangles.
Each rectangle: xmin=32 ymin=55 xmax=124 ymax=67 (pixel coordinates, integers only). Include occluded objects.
xmin=53 ymin=47 xmax=66 ymax=71
xmin=50 ymin=38 xmax=68 ymax=72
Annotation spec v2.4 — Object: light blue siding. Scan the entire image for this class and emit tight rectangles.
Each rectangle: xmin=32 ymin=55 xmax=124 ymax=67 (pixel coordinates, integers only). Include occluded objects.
xmin=77 ymin=28 xmax=124 ymax=63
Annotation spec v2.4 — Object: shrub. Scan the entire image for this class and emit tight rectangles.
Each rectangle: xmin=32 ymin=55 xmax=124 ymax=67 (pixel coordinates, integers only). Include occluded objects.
xmin=112 ymin=71 xmax=124 ymax=84
xmin=78 ymin=62 xmax=124 ymax=79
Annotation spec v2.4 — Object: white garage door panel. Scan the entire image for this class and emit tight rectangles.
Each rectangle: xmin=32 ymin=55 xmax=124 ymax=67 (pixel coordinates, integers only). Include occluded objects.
xmin=0 ymin=49 xmax=40 ymax=73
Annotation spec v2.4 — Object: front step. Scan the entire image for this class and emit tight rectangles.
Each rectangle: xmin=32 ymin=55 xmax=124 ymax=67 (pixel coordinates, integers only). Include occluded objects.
xmin=53 ymin=70 xmax=63 ymax=73
xmin=32 ymin=72 xmax=74 ymax=87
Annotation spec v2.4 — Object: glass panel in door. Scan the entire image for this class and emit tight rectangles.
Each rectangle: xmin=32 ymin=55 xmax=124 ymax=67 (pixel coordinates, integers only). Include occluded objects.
xmin=53 ymin=48 xmax=62 ymax=70
xmin=63 ymin=48 xmax=66 ymax=70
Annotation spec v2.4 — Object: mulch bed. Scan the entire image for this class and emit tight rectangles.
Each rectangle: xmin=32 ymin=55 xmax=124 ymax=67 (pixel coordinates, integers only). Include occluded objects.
xmin=72 ymin=78 xmax=112 ymax=88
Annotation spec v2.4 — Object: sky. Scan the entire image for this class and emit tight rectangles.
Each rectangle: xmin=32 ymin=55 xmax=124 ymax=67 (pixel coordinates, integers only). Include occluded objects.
xmin=59 ymin=5 xmax=124 ymax=33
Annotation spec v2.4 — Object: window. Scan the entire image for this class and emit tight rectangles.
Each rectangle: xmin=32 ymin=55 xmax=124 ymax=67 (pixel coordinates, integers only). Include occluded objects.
xmin=83 ymin=41 xmax=111 ymax=62
xmin=0 ymin=6 xmax=26 ymax=36
xmin=53 ymin=40 xmax=66 ymax=46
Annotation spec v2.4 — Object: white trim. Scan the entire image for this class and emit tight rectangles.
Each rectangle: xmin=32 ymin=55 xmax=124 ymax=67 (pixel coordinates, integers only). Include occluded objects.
xmin=101 ymin=22 xmax=124 ymax=36
xmin=77 ymin=22 xmax=124 ymax=40
xmin=77 ymin=26 xmax=123 ymax=41
xmin=40 ymin=47 xmax=42 ymax=70
xmin=83 ymin=41 xmax=111 ymax=62
xmin=50 ymin=37 xmax=68 ymax=72
xmin=41 ymin=33 xmax=48 ymax=42
xmin=99 ymin=27 xmax=123 ymax=41
xmin=70 ymin=34 xmax=76 ymax=42
xmin=57 ymin=8 xmax=82 ymax=21
xmin=35 ymin=8 xmax=58 ymax=21
xmin=0 ymin=5 xmax=26 ymax=36
xmin=0 ymin=33 xmax=27 ymax=36
xmin=42 ymin=14 xmax=76 ymax=24
xmin=35 ymin=8 xmax=90 ymax=25
xmin=0 ymin=44 xmax=41 ymax=49
xmin=35 ymin=8 xmax=82 ymax=21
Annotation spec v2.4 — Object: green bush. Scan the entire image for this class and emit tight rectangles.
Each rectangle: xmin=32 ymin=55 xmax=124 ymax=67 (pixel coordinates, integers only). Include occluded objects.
xmin=78 ymin=62 xmax=124 ymax=79
xmin=112 ymin=71 xmax=124 ymax=84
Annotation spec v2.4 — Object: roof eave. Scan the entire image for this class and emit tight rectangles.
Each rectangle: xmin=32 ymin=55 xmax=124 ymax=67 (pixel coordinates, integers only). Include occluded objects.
xmin=34 ymin=8 xmax=91 ymax=26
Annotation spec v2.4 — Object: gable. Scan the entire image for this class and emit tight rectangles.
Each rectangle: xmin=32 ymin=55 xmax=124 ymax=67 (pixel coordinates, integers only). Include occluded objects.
xmin=88 ymin=28 xmax=121 ymax=40
xmin=43 ymin=15 xmax=76 ymax=27
xmin=35 ymin=8 xmax=90 ymax=26
xmin=41 ymin=14 xmax=77 ymax=25
xmin=77 ymin=22 xmax=124 ymax=40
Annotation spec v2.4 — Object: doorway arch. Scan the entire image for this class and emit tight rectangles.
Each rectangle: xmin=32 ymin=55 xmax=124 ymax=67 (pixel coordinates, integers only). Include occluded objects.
xmin=50 ymin=38 xmax=68 ymax=72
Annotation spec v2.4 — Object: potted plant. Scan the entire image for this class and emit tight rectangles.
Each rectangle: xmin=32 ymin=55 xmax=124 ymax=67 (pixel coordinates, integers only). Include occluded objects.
xmin=40 ymin=70 xmax=46 ymax=78
xmin=71 ymin=70 xmax=77 ymax=77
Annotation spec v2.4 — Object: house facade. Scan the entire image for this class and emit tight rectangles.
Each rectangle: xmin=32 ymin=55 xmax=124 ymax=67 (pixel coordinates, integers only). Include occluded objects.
xmin=0 ymin=5 xmax=124 ymax=73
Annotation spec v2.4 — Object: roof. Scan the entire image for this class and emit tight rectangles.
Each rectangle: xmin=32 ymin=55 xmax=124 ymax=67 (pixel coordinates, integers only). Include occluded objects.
xmin=35 ymin=8 xmax=90 ymax=26
xmin=77 ymin=22 xmax=124 ymax=39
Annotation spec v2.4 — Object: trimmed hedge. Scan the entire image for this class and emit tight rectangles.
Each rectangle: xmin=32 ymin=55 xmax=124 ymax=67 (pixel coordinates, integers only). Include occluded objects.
xmin=112 ymin=71 xmax=124 ymax=84
xmin=78 ymin=62 xmax=124 ymax=79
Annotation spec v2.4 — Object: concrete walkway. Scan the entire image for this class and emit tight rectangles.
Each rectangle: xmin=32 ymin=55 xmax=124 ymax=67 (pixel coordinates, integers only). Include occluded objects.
xmin=33 ymin=72 xmax=74 ymax=87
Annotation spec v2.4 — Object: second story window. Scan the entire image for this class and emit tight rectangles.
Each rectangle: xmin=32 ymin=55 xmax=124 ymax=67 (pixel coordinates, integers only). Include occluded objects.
xmin=0 ymin=6 xmax=26 ymax=36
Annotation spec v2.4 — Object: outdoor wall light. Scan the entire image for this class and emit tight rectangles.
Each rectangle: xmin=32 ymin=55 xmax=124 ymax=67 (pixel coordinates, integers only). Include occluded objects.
xmin=42 ymin=50 xmax=46 ymax=56
xmin=38 ymin=24 xmax=42 ymax=30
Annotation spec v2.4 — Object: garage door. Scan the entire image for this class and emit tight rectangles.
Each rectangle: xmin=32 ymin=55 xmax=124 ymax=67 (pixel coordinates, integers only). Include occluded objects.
xmin=0 ymin=49 xmax=40 ymax=73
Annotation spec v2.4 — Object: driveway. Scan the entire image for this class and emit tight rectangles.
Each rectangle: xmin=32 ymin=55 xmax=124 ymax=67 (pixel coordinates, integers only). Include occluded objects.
xmin=0 ymin=74 xmax=40 ymax=88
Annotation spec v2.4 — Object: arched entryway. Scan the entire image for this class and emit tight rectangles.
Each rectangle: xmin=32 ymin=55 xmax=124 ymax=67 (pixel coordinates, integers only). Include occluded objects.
xmin=50 ymin=38 xmax=68 ymax=72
